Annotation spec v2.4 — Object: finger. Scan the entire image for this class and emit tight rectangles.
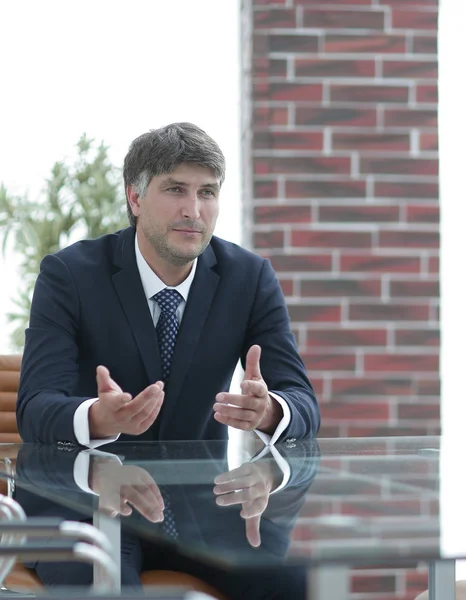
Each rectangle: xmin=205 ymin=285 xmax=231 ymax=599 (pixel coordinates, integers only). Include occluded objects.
xmin=214 ymin=465 xmax=253 ymax=485
xmin=96 ymin=365 xmax=123 ymax=394
xmin=215 ymin=392 xmax=262 ymax=410
xmin=132 ymin=392 xmax=165 ymax=433
xmin=213 ymin=474 xmax=256 ymax=494
xmin=245 ymin=515 xmax=261 ymax=548
xmin=124 ymin=487 xmax=164 ymax=523
xmin=213 ymin=412 xmax=255 ymax=431
xmin=244 ymin=345 xmax=262 ymax=381
xmin=215 ymin=488 xmax=260 ymax=506
xmin=118 ymin=384 xmax=163 ymax=422
xmin=240 ymin=497 xmax=268 ymax=519
xmin=240 ymin=380 xmax=268 ymax=399
xmin=213 ymin=403 xmax=256 ymax=424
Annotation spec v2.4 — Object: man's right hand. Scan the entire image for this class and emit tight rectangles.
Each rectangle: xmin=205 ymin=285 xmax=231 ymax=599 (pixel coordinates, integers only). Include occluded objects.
xmin=89 ymin=365 xmax=164 ymax=439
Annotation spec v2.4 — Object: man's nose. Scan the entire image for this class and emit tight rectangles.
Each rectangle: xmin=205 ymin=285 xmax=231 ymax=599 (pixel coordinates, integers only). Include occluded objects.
xmin=181 ymin=193 xmax=201 ymax=220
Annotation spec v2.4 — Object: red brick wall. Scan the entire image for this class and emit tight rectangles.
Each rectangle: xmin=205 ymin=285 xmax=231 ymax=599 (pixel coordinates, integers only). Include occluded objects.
xmin=242 ymin=0 xmax=439 ymax=440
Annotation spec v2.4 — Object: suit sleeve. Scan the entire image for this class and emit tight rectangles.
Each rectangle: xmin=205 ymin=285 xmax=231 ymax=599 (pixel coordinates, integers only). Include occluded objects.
xmin=241 ymin=259 xmax=320 ymax=440
xmin=16 ymin=253 xmax=90 ymax=444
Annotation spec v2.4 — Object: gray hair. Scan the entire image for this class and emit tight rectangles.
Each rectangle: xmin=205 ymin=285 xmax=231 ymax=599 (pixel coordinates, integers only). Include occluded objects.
xmin=123 ymin=122 xmax=226 ymax=227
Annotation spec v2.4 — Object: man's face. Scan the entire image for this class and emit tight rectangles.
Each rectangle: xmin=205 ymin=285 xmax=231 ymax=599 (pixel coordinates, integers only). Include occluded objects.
xmin=129 ymin=163 xmax=220 ymax=266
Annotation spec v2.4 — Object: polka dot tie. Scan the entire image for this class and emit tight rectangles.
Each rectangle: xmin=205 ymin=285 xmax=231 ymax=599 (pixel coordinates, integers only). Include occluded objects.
xmin=154 ymin=288 xmax=183 ymax=381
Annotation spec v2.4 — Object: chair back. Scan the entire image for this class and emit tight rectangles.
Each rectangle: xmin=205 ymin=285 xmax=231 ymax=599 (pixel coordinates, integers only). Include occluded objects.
xmin=0 ymin=356 xmax=22 ymax=443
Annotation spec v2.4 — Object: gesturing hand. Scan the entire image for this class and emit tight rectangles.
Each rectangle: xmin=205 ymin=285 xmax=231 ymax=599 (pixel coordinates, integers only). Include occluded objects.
xmin=213 ymin=460 xmax=281 ymax=547
xmin=91 ymin=459 xmax=164 ymax=523
xmin=89 ymin=366 xmax=165 ymax=439
xmin=213 ymin=345 xmax=282 ymax=434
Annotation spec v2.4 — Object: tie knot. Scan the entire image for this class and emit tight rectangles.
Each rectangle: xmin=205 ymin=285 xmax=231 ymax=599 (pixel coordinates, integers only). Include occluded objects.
xmin=154 ymin=288 xmax=183 ymax=315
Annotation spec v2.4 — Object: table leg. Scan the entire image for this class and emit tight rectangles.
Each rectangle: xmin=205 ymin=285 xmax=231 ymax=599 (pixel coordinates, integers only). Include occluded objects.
xmin=428 ymin=560 xmax=456 ymax=600
xmin=307 ymin=566 xmax=349 ymax=600
xmin=93 ymin=510 xmax=121 ymax=592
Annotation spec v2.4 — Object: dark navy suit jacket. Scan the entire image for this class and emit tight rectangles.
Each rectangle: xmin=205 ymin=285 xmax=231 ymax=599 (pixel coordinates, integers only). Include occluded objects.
xmin=17 ymin=227 xmax=320 ymax=444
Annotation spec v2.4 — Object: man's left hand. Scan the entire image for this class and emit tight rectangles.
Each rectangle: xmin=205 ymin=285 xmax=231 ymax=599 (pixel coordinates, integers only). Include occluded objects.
xmin=213 ymin=345 xmax=282 ymax=434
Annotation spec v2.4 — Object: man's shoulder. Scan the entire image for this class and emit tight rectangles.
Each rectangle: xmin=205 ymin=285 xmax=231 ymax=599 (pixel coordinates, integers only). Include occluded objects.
xmin=209 ymin=236 xmax=266 ymax=268
xmin=53 ymin=227 xmax=131 ymax=267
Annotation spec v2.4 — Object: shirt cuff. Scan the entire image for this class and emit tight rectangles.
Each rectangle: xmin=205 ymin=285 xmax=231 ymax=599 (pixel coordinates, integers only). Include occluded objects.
xmin=251 ymin=444 xmax=291 ymax=493
xmin=73 ymin=398 xmax=120 ymax=448
xmin=73 ymin=449 xmax=122 ymax=494
xmin=254 ymin=392 xmax=291 ymax=447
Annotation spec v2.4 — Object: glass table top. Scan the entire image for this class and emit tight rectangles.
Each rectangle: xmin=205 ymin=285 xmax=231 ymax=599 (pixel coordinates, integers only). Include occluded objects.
xmin=0 ymin=436 xmax=452 ymax=570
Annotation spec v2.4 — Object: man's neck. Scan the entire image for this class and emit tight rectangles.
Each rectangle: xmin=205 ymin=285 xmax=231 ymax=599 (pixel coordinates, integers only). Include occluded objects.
xmin=136 ymin=230 xmax=193 ymax=286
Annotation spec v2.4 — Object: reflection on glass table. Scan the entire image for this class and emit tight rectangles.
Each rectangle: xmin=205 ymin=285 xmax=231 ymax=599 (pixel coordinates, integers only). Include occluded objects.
xmin=0 ymin=436 xmax=462 ymax=600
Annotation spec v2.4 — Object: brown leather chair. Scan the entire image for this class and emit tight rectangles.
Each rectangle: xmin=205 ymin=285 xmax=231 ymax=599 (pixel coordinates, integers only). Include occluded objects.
xmin=0 ymin=355 xmax=227 ymax=598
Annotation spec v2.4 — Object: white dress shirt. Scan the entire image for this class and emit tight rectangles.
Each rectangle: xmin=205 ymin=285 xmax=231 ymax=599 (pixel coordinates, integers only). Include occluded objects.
xmin=73 ymin=235 xmax=291 ymax=448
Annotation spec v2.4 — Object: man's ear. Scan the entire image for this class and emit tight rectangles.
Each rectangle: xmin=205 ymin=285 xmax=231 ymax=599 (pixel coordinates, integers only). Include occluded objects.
xmin=126 ymin=185 xmax=141 ymax=218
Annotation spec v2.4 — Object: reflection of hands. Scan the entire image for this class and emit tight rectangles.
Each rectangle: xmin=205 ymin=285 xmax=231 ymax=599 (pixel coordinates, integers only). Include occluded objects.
xmin=213 ymin=459 xmax=282 ymax=548
xmin=90 ymin=458 xmax=164 ymax=523
xmin=214 ymin=345 xmax=282 ymax=434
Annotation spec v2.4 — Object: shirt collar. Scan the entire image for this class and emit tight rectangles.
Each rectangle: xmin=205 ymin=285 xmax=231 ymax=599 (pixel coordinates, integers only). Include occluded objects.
xmin=135 ymin=234 xmax=197 ymax=303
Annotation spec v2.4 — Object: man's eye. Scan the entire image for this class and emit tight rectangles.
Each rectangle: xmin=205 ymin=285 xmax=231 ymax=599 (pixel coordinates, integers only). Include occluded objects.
xmin=167 ymin=187 xmax=181 ymax=193
xmin=201 ymin=190 xmax=214 ymax=197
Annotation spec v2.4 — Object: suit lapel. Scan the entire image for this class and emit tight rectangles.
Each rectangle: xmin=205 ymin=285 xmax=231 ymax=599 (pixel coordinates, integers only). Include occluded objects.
xmin=112 ymin=228 xmax=163 ymax=384
xmin=160 ymin=245 xmax=219 ymax=431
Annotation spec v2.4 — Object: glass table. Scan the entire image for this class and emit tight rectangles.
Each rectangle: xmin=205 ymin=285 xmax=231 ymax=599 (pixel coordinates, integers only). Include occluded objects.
xmin=0 ymin=435 xmax=460 ymax=599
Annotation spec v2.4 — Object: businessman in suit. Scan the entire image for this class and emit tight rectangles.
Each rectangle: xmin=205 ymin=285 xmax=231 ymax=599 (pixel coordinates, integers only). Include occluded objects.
xmin=14 ymin=439 xmax=320 ymax=598
xmin=15 ymin=122 xmax=320 ymax=592
xmin=17 ymin=122 xmax=319 ymax=447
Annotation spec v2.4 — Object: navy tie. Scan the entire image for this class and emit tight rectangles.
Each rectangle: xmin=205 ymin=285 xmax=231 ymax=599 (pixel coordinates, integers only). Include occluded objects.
xmin=154 ymin=288 xmax=183 ymax=381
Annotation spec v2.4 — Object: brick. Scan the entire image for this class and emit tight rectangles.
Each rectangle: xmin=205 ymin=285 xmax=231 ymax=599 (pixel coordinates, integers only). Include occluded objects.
xmin=301 ymin=352 xmax=356 ymax=371
xmin=254 ymin=82 xmax=323 ymax=102
xmin=364 ymin=353 xmax=439 ymax=372
xmin=295 ymin=106 xmax=377 ymax=127
xmin=286 ymin=179 xmax=366 ymax=198
xmin=317 ymin=424 xmax=342 ymax=437
xmin=321 ymin=402 xmax=389 ymax=421
xmin=253 ymin=230 xmax=284 ymax=249
xmin=349 ymin=303 xmax=430 ymax=321
xmin=420 ymin=132 xmax=438 ymax=151
xmin=254 ymin=155 xmax=349 ymax=175
xmin=306 ymin=328 xmax=387 ymax=347
xmin=302 ymin=277 xmax=381 ymax=297
xmin=340 ymin=254 xmax=421 ymax=274
xmin=308 ymin=376 xmax=324 ymax=396
xmin=381 ymin=0 xmax=438 ymax=5
xmin=291 ymin=230 xmax=372 ymax=248
xmin=254 ymin=180 xmax=278 ymax=198
xmin=302 ymin=8 xmax=385 ymax=30
xmin=268 ymin=253 xmax=332 ymax=272
xmin=406 ymin=571 xmax=430 ymax=593
xmin=253 ymin=8 xmax=296 ymax=29
xmin=360 ymin=157 xmax=438 ymax=176
xmin=253 ymin=58 xmax=287 ymax=78
xmin=384 ymin=108 xmax=437 ymax=128
xmin=296 ymin=0 xmax=372 ymax=4
xmin=332 ymin=377 xmax=414 ymax=396
xmin=330 ymin=83 xmax=409 ymax=103
xmin=253 ymin=131 xmax=323 ymax=151
xmin=395 ymin=328 xmax=440 ymax=346
xmin=413 ymin=35 xmax=437 ymax=55
xmin=379 ymin=230 xmax=439 ymax=248
xmin=417 ymin=379 xmax=440 ymax=395
xmin=253 ymin=33 xmax=269 ymax=55
xmin=383 ymin=59 xmax=437 ymax=79
xmin=352 ymin=575 xmax=396 ymax=594
xmin=278 ymin=278 xmax=293 ymax=296
xmin=295 ymin=58 xmax=375 ymax=78
xmin=253 ymin=106 xmax=288 ymax=128
xmin=287 ymin=303 xmax=342 ymax=322
xmin=254 ymin=0 xmax=287 ymax=4
xmin=374 ymin=181 xmax=439 ymax=199
xmin=254 ymin=205 xmax=311 ymax=224
xmin=390 ymin=280 xmax=440 ymax=298
xmin=407 ymin=204 xmax=439 ymax=223
xmin=333 ymin=132 xmax=410 ymax=151
xmin=398 ymin=403 xmax=440 ymax=420
xmin=319 ymin=205 xmax=400 ymax=224
xmin=267 ymin=33 xmax=320 ymax=53
xmin=324 ymin=33 xmax=407 ymax=54
xmin=341 ymin=499 xmax=422 ymax=517
xmin=416 ymin=84 xmax=438 ymax=103
xmin=347 ymin=424 xmax=429 ymax=436
xmin=392 ymin=9 xmax=438 ymax=31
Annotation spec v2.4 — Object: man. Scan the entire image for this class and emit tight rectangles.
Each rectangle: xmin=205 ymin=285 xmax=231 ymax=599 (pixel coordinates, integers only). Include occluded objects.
xmin=17 ymin=122 xmax=320 ymax=447
xmin=16 ymin=122 xmax=320 ymax=595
